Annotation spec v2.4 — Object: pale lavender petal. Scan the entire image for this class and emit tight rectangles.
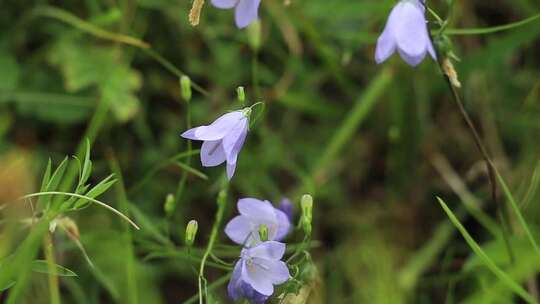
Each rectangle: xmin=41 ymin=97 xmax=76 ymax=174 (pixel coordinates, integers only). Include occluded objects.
xmin=222 ymin=117 xmax=248 ymax=163
xmin=226 ymin=162 xmax=237 ymax=180
xmin=227 ymin=261 xmax=243 ymax=301
xmin=183 ymin=111 xmax=245 ymax=141
xmin=235 ymin=0 xmax=261 ymax=29
xmin=212 ymin=0 xmax=238 ymax=9
xmin=375 ymin=27 xmax=396 ymax=64
xmin=241 ymin=260 xmax=274 ymax=296
xmin=225 ymin=215 xmax=252 ymax=244
xmin=237 ymin=198 xmax=277 ymax=225
xmin=274 ymin=209 xmax=291 ymax=241
xmin=398 ymin=48 xmax=426 ymax=67
xmin=200 ymin=140 xmax=227 ymax=167
xmin=278 ymin=198 xmax=294 ymax=222
xmin=248 ymin=241 xmax=285 ymax=260
xmin=252 ymin=258 xmax=290 ymax=284
xmin=394 ymin=1 xmax=429 ymax=60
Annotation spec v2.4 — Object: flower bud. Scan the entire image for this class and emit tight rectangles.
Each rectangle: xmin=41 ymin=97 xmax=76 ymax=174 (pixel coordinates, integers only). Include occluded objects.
xmin=247 ymin=20 xmax=262 ymax=51
xmin=180 ymin=76 xmax=192 ymax=102
xmin=185 ymin=220 xmax=198 ymax=246
xmin=258 ymin=224 xmax=269 ymax=241
xmin=164 ymin=194 xmax=175 ymax=216
xmin=237 ymin=86 xmax=246 ymax=104
xmin=300 ymin=194 xmax=313 ymax=236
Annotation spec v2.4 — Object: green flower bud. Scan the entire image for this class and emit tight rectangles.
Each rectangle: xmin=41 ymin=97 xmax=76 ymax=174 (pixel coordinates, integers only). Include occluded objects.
xmin=164 ymin=194 xmax=175 ymax=216
xmin=258 ymin=224 xmax=269 ymax=241
xmin=300 ymin=194 xmax=313 ymax=236
xmin=247 ymin=20 xmax=262 ymax=51
xmin=180 ymin=76 xmax=192 ymax=102
xmin=185 ymin=220 xmax=198 ymax=247
xmin=237 ymin=86 xmax=246 ymax=104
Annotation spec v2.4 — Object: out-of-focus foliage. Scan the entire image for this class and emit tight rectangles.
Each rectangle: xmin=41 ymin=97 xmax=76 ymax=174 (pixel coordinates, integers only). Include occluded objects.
xmin=1 ymin=0 xmax=540 ymax=303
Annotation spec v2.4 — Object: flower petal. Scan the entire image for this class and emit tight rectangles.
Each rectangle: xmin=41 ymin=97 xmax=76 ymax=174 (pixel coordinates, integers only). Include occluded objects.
xmin=274 ymin=209 xmax=291 ymax=241
xmin=242 ymin=259 xmax=274 ymax=296
xmin=227 ymin=261 xmax=243 ymax=301
xmin=394 ymin=1 xmax=430 ymax=59
xmin=226 ymin=161 xmax=237 ymax=180
xmin=225 ymin=215 xmax=252 ymax=245
xmin=237 ymin=198 xmax=277 ymax=225
xmin=249 ymin=241 xmax=286 ymax=260
xmin=200 ymin=140 xmax=227 ymax=167
xmin=182 ymin=111 xmax=245 ymax=141
xmin=252 ymin=258 xmax=290 ymax=284
xmin=234 ymin=0 xmax=261 ymax=29
xmin=211 ymin=0 xmax=238 ymax=9
xmin=375 ymin=27 xmax=396 ymax=64
xmin=223 ymin=117 xmax=248 ymax=163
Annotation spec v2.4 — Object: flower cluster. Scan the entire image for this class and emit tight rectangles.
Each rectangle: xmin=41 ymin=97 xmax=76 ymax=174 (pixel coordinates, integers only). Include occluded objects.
xmin=225 ymin=198 xmax=292 ymax=303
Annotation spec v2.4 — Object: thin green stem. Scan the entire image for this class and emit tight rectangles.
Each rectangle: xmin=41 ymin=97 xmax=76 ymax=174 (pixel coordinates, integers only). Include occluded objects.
xmin=108 ymin=155 xmax=139 ymax=304
xmin=426 ymin=20 xmax=515 ymax=263
xmin=33 ymin=5 xmax=209 ymax=97
xmin=44 ymin=233 xmax=61 ymax=304
xmin=198 ymin=187 xmax=228 ymax=304
xmin=444 ymin=11 xmax=540 ymax=35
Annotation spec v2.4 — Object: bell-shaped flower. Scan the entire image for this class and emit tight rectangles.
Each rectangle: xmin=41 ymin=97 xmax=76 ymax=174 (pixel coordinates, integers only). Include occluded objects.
xmin=375 ymin=0 xmax=436 ymax=67
xmin=228 ymin=241 xmax=290 ymax=302
xmin=225 ymin=198 xmax=291 ymax=247
xmin=211 ymin=0 xmax=261 ymax=29
xmin=181 ymin=109 xmax=250 ymax=180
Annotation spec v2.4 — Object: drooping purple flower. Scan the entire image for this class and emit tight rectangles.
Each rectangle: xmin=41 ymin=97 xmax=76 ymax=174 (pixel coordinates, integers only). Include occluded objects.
xmin=211 ymin=0 xmax=261 ymax=29
xmin=228 ymin=241 xmax=290 ymax=302
xmin=278 ymin=198 xmax=294 ymax=222
xmin=181 ymin=109 xmax=250 ymax=180
xmin=375 ymin=0 xmax=436 ymax=67
xmin=225 ymin=198 xmax=291 ymax=247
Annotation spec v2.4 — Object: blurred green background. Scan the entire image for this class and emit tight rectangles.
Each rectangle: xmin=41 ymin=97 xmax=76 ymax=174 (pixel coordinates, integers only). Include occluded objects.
xmin=1 ymin=0 xmax=540 ymax=303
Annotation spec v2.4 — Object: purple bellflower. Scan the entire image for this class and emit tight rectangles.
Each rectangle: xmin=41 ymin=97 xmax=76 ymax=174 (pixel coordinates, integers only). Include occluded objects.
xmin=228 ymin=241 xmax=290 ymax=302
xmin=375 ymin=0 xmax=436 ymax=67
xmin=225 ymin=198 xmax=291 ymax=247
xmin=181 ymin=109 xmax=250 ymax=180
xmin=211 ymin=0 xmax=261 ymax=29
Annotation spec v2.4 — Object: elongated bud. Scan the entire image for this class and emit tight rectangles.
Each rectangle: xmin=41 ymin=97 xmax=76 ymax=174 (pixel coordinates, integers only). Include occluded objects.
xmin=247 ymin=20 xmax=262 ymax=51
xmin=185 ymin=220 xmax=198 ymax=246
xmin=300 ymin=194 xmax=313 ymax=236
xmin=237 ymin=86 xmax=246 ymax=104
xmin=164 ymin=194 xmax=175 ymax=216
xmin=258 ymin=224 xmax=269 ymax=241
xmin=180 ymin=76 xmax=192 ymax=102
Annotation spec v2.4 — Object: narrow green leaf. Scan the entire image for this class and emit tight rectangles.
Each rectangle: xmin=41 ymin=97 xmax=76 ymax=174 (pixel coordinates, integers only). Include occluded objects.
xmin=31 ymin=260 xmax=77 ymax=277
xmin=71 ymin=175 xmax=116 ymax=209
xmin=496 ymin=171 xmax=540 ymax=255
xmin=437 ymin=197 xmax=537 ymax=304
xmin=80 ymin=140 xmax=93 ymax=185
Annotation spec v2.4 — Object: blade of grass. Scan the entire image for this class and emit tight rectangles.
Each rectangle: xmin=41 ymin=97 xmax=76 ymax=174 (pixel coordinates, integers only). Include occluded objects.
xmin=437 ymin=197 xmax=537 ymax=304
xmin=496 ymin=170 xmax=540 ymax=255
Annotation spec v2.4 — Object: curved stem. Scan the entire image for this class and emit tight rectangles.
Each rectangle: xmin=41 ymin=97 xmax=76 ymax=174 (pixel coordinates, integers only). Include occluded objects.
xmin=444 ymin=11 xmax=540 ymax=35
xmin=20 ymin=192 xmax=140 ymax=230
